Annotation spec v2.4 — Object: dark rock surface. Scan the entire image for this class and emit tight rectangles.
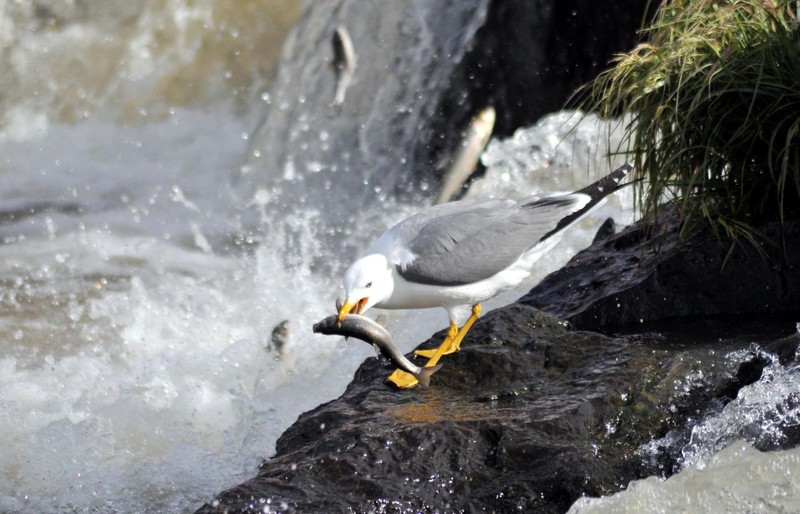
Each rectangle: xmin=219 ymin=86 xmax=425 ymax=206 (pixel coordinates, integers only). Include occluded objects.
xmin=523 ymin=217 xmax=800 ymax=333
xmin=197 ymin=305 xmax=798 ymax=513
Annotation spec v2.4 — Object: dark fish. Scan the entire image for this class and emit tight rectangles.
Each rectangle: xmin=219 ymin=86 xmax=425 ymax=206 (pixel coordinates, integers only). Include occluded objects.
xmin=330 ymin=26 xmax=356 ymax=107
xmin=313 ymin=314 xmax=442 ymax=387
xmin=268 ymin=319 xmax=291 ymax=358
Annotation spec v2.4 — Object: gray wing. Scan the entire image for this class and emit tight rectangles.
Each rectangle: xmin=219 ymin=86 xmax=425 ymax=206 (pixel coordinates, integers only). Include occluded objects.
xmin=398 ymin=196 xmax=583 ymax=286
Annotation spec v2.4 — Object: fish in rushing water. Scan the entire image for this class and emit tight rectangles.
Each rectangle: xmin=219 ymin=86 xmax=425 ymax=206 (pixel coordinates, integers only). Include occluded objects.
xmin=330 ymin=26 xmax=356 ymax=107
xmin=313 ymin=314 xmax=442 ymax=388
xmin=267 ymin=319 xmax=291 ymax=358
xmin=435 ymin=106 xmax=496 ymax=204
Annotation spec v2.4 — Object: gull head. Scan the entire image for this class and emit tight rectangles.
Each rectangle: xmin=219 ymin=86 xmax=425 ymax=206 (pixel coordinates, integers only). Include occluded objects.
xmin=339 ymin=254 xmax=393 ymax=322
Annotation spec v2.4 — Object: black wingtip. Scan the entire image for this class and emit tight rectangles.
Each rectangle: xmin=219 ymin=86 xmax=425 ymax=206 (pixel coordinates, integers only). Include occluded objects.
xmin=575 ymin=163 xmax=632 ymax=200
xmin=538 ymin=164 xmax=633 ymax=242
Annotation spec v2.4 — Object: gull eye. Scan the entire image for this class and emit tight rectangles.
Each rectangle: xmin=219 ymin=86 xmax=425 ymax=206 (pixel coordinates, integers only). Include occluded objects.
xmin=365 ymin=281 xmax=372 ymax=288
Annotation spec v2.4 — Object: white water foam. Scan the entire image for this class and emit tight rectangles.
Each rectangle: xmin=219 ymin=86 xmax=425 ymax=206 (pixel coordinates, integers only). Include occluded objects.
xmin=0 ymin=106 xmax=375 ymax=512
xmin=571 ymin=441 xmax=800 ymax=514
xmin=570 ymin=345 xmax=800 ymax=514
xmin=680 ymin=347 xmax=800 ymax=469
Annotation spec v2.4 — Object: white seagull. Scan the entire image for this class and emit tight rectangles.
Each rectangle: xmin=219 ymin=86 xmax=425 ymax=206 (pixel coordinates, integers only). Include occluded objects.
xmin=338 ymin=164 xmax=631 ymax=388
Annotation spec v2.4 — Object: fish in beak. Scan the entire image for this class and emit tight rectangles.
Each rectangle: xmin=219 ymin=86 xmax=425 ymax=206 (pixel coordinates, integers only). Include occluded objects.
xmin=337 ymin=297 xmax=368 ymax=324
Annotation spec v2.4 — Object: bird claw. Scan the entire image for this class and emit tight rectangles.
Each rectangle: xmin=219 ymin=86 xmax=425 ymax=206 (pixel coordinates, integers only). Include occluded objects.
xmin=413 ymin=347 xmax=437 ymax=358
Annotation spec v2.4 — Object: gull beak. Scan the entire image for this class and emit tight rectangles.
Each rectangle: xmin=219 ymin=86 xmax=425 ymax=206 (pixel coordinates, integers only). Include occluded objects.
xmin=337 ymin=297 xmax=368 ymax=325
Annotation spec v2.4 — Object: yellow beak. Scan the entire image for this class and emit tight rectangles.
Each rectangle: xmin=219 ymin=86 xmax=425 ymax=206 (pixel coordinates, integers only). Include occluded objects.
xmin=337 ymin=297 xmax=368 ymax=324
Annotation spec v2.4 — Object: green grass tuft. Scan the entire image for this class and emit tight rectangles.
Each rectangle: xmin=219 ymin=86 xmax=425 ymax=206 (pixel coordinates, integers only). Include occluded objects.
xmin=586 ymin=0 xmax=800 ymax=239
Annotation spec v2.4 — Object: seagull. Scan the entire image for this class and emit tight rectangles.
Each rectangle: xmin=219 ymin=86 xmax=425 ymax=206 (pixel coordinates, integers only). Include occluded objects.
xmin=337 ymin=164 xmax=631 ymax=388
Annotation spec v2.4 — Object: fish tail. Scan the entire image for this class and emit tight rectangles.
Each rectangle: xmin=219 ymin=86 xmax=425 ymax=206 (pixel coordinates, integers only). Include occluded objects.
xmin=414 ymin=363 xmax=443 ymax=388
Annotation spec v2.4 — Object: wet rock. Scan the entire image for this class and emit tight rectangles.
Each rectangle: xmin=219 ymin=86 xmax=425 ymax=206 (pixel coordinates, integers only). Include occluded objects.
xmin=591 ymin=217 xmax=616 ymax=244
xmin=522 ymin=217 xmax=800 ymax=333
xmin=196 ymin=305 xmax=799 ymax=513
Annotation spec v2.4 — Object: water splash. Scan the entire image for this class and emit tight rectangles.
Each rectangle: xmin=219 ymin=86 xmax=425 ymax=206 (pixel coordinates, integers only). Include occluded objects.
xmin=681 ymin=346 xmax=800 ymax=469
xmin=571 ymin=343 xmax=800 ymax=513
xmin=570 ymin=441 xmax=800 ymax=514
xmin=470 ymin=111 xmax=635 ymax=199
xmin=0 ymin=107 xmax=377 ymax=512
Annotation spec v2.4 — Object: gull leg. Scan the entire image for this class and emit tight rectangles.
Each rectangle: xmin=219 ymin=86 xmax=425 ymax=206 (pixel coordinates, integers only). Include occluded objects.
xmin=388 ymin=323 xmax=457 ymax=389
xmin=448 ymin=303 xmax=481 ymax=354
xmin=415 ymin=304 xmax=481 ymax=358
xmin=414 ymin=322 xmax=458 ymax=358
xmin=387 ymin=304 xmax=481 ymax=389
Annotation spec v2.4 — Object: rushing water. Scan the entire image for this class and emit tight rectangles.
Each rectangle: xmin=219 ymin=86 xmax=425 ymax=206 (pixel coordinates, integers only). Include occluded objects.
xmin=0 ymin=4 xmax=634 ymax=512
xmin=571 ymin=342 xmax=800 ymax=513
xmin=0 ymin=105 xmax=633 ymax=513
xmin=2 ymin=3 xmax=797 ymax=513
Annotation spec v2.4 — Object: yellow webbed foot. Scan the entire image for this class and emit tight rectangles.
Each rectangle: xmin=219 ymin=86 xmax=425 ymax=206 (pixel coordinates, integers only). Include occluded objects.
xmin=390 ymin=305 xmax=483 ymax=388
xmin=387 ymin=368 xmax=419 ymax=388
xmin=414 ymin=321 xmax=459 ymax=358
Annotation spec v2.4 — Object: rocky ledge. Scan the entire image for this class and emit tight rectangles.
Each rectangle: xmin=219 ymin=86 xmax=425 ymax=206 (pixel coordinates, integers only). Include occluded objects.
xmin=523 ymin=216 xmax=800 ymax=332
xmin=197 ymin=218 xmax=800 ymax=513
